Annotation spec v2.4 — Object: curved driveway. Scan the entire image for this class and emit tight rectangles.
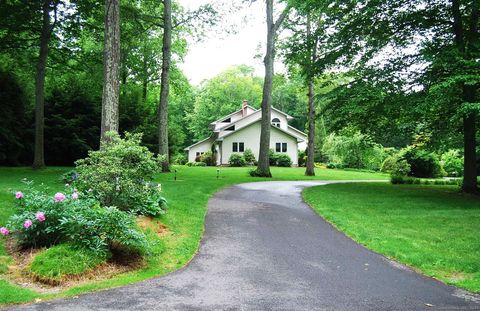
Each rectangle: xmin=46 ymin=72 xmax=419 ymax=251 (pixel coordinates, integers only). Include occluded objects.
xmin=9 ymin=181 xmax=480 ymax=310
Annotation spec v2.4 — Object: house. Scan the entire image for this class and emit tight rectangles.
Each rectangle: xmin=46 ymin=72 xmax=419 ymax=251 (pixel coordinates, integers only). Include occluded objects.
xmin=185 ymin=100 xmax=308 ymax=166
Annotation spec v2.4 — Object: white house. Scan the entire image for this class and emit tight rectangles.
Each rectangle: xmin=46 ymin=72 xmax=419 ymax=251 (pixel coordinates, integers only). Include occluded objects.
xmin=185 ymin=100 xmax=307 ymax=166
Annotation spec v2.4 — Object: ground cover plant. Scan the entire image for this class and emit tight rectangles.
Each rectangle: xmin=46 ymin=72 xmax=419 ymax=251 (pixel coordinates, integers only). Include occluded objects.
xmin=303 ymin=183 xmax=480 ymax=293
xmin=0 ymin=166 xmax=387 ymax=306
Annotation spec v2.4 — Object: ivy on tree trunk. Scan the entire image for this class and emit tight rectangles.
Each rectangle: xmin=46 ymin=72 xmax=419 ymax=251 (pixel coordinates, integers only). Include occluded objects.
xmin=33 ymin=0 xmax=53 ymax=169
xmin=158 ymin=0 xmax=172 ymax=172
xmin=100 ymin=0 xmax=120 ymax=148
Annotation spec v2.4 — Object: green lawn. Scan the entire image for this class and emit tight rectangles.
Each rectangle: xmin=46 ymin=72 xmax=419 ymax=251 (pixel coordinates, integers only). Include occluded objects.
xmin=0 ymin=166 xmax=387 ymax=305
xmin=303 ymin=183 xmax=480 ymax=293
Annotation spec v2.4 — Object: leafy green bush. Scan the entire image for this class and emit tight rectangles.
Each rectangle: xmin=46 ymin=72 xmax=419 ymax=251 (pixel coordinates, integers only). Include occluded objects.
xmin=173 ymin=154 xmax=187 ymax=165
xmin=243 ymin=149 xmax=256 ymax=164
xmin=3 ymin=184 xmax=148 ymax=256
xmin=75 ymin=132 xmax=166 ymax=217
xmin=276 ymin=154 xmax=292 ymax=167
xmin=400 ymin=147 xmax=443 ymax=178
xmin=326 ymin=163 xmax=344 ymax=169
xmin=322 ymin=131 xmax=385 ymax=170
xmin=391 ymin=159 xmax=411 ymax=176
xmin=29 ymin=244 xmax=107 ymax=283
xmin=298 ymin=150 xmax=306 ymax=167
xmin=269 ymin=149 xmax=278 ymax=166
xmin=440 ymin=149 xmax=463 ymax=177
xmin=380 ymin=154 xmax=399 ymax=173
xmin=200 ymin=151 xmax=216 ymax=166
xmin=229 ymin=154 xmax=246 ymax=167
xmin=186 ymin=161 xmax=207 ymax=167
xmin=61 ymin=170 xmax=79 ymax=184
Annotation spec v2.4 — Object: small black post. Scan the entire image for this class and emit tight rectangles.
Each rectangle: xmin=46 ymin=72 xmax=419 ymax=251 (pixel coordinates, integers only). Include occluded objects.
xmin=217 ymin=169 xmax=219 ymax=179
xmin=174 ymin=169 xmax=177 ymax=181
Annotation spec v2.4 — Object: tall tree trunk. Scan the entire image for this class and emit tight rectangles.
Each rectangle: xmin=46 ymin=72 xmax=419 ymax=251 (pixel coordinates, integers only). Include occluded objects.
xmin=32 ymin=0 xmax=52 ymax=169
xmin=452 ymin=0 xmax=478 ymax=192
xmin=142 ymin=45 xmax=148 ymax=103
xmin=305 ymin=14 xmax=316 ymax=176
xmin=305 ymin=79 xmax=316 ymax=175
xmin=100 ymin=0 xmax=120 ymax=148
xmin=255 ymin=0 xmax=290 ymax=177
xmin=158 ymin=0 xmax=172 ymax=172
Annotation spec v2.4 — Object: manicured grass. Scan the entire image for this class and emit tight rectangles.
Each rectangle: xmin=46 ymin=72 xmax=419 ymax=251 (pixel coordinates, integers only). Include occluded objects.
xmin=303 ymin=183 xmax=480 ymax=293
xmin=29 ymin=245 xmax=107 ymax=284
xmin=0 ymin=166 xmax=387 ymax=306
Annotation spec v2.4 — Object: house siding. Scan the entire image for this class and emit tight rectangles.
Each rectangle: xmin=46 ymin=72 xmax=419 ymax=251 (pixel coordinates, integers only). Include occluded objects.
xmin=221 ymin=122 xmax=298 ymax=166
xmin=187 ymin=137 xmax=214 ymax=163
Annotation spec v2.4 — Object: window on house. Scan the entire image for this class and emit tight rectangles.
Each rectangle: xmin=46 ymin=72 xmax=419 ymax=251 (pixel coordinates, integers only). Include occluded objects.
xmin=275 ymin=143 xmax=281 ymax=152
xmin=225 ymin=125 xmax=235 ymax=131
xmin=196 ymin=152 xmax=200 ymax=156
xmin=232 ymin=142 xmax=244 ymax=152
xmin=272 ymin=118 xmax=281 ymax=128
xmin=222 ymin=117 xmax=231 ymax=123
xmin=275 ymin=143 xmax=287 ymax=153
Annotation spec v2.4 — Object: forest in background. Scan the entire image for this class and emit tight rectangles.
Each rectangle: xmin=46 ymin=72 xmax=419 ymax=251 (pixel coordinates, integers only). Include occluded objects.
xmin=0 ymin=0 xmax=478 ymax=184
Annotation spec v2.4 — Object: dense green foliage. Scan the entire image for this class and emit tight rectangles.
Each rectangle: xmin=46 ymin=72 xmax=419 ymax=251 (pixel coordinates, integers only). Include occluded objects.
xmin=322 ymin=131 xmax=385 ymax=171
xmin=304 ymin=183 xmax=480 ymax=292
xmin=228 ymin=154 xmax=247 ymax=167
xmin=75 ymin=132 xmax=166 ymax=217
xmin=3 ymin=182 xmax=148 ymax=256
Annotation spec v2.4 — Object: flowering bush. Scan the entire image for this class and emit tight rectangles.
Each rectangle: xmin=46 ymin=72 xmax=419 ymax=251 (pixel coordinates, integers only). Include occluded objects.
xmin=2 ymin=182 xmax=148 ymax=255
xmin=74 ymin=132 xmax=166 ymax=217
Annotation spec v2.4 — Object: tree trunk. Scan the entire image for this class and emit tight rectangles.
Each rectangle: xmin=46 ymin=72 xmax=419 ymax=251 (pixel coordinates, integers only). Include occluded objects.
xmin=100 ymin=0 xmax=120 ymax=148
xmin=462 ymin=109 xmax=477 ymax=192
xmin=158 ymin=0 xmax=172 ymax=172
xmin=255 ymin=0 xmax=290 ymax=177
xmin=32 ymin=0 xmax=52 ymax=169
xmin=142 ymin=45 xmax=148 ymax=103
xmin=452 ymin=0 xmax=478 ymax=192
xmin=305 ymin=13 xmax=316 ymax=176
xmin=305 ymin=79 xmax=316 ymax=176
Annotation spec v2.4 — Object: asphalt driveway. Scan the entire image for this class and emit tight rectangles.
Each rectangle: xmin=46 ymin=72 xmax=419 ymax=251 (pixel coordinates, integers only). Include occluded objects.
xmin=8 ymin=181 xmax=480 ymax=310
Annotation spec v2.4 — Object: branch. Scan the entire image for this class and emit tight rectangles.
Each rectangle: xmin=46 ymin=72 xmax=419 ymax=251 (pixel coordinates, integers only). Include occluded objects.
xmin=273 ymin=4 xmax=291 ymax=33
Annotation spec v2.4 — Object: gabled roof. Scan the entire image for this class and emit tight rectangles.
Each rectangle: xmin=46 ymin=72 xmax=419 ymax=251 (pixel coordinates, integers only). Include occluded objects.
xmin=184 ymin=135 xmax=215 ymax=151
xmin=213 ymin=106 xmax=296 ymax=133
xmin=272 ymin=106 xmax=294 ymax=120
xmin=209 ymin=105 xmax=258 ymax=125
xmin=216 ymin=119 xmax=305 ymax=142
xmin=287 ymin=125 xmax=307 ymax=138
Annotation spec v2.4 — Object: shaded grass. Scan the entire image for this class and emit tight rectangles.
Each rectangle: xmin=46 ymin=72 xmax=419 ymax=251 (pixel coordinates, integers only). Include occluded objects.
xmin=303 ymin=183 xmax=480 ymax=293
xmin=0 ymin=166 xmax=387 ymax=305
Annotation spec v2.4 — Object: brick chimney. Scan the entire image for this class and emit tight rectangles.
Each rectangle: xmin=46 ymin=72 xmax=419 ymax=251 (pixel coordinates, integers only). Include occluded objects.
xmin=242 ymin=100 xmax=248 ymax=117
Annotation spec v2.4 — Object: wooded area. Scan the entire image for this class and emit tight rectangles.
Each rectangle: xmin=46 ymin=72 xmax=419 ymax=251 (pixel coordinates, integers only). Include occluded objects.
xmin=0 ymin=0 xmax=478 ymax=191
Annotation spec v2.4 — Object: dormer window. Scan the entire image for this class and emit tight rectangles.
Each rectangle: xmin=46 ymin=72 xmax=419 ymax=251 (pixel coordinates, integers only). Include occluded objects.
xmin=221 ymin=118 xmax=231 ymax=123
xmin=272 ymin=118 xmax=281 ymax=128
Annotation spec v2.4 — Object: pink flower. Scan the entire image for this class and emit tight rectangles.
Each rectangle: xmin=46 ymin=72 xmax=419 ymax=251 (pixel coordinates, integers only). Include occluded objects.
xmin=71 ymin=192 xmax=79 ymax=200
xmin=35 ymin=212 xmax=46 ymax=222
xmin=15 ymin=191 xmax=23 ymax=199
xmin=0 ymin=227 xmax=9 ymax=236
xmin=23 ymin=220 xmax=32 ymax=229
xmin=54 ymin=192 xmax=66 ymax=202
